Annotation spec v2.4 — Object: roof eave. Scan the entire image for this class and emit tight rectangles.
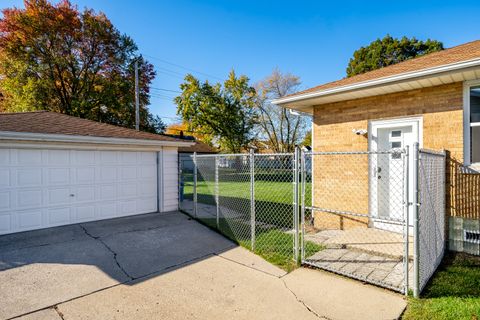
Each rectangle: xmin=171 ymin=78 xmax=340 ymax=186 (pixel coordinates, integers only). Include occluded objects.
xmin=272 ymin=58 xmax=480 ymax=107
xmin=0 ymin=131 xmax=195 ymax=148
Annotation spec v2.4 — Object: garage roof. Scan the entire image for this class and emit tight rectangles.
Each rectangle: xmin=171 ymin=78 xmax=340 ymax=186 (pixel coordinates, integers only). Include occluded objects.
xmin=0 ymin=111 xmax=193 ymax=147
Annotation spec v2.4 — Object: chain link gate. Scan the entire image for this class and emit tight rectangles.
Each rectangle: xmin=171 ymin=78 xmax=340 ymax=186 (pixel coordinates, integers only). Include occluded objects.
xmin=300 ymin=148 xmax=411 ymax=294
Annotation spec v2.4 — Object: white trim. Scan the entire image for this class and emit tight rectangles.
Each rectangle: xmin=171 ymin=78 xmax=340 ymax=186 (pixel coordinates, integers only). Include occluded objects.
xmin=368 ymin=116 xmax=423 ymax=149
xmin=0 ymin=131 xmax=194 ymax=148
xmin=273 ymin=58 xmax=480 ymax=106
xmin=464 ymin=79 xmax=480 ymax=166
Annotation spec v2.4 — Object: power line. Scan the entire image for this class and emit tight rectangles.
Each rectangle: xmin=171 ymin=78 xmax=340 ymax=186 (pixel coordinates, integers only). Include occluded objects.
xmin=150 ymin=87 xmax=181 ymax=94
xmin=144 ymin=53 xmax=223 ymax=81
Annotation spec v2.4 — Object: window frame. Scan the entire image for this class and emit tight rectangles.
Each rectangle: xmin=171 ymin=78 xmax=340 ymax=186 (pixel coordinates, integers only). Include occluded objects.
xmin=463 ymin=80 xmax=480 ymax=166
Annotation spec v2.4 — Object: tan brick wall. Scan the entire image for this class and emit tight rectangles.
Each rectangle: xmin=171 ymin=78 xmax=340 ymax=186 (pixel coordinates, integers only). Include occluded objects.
xmin=312 ymin=82 xmax=479 ymax=230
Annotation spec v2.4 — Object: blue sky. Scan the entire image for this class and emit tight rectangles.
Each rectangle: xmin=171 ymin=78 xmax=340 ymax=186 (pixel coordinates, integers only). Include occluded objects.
xmin=2 ymin=0 xmax=480 ymax=124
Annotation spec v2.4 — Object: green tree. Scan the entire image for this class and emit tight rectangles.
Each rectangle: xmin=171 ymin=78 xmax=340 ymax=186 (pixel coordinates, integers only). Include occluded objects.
xmin=346 ymin=35 xmax=443 ymax=77
xmin=255 ymin=69 xmax=309 ymax=153
xmin=0 ymin=0 xmax=164 ymax=133
xmin=174 ymin=71 xmax=257 ymax=153
xmin=302 ymin=130 xmax=312 ymax=147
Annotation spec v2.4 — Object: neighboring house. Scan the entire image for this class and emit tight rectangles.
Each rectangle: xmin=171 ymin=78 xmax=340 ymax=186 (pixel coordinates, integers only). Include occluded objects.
xmin=178 ymin=140 xmax=218 ymax=171
xmin=273 ymin=40 xmax=480 ymax=256
xmin=0 ymin=111 xmax=193 ymax=235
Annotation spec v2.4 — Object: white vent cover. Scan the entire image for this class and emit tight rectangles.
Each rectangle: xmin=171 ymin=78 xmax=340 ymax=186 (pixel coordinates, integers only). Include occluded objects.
xmin=464 ymin=230 xmax=480 ymax=244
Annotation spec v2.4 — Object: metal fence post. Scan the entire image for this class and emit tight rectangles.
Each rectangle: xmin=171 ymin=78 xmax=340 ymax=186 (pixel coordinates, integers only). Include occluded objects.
xmin=403 ymin=146 xmax=410 ymax=296
xmin=300 ymin=149 xmax=306 ymax=262
xmin=215 ymin=156 xmax=219 ymax=229
xmin=250 ymin=149 xmax=255 ymax=251
xmin=293 ymin=146 xmax=300 ymax=263
xmin=193 ymin=152 xmax=198 ymax=218
xmin=412 ymin=142 xmax=420 ymax=297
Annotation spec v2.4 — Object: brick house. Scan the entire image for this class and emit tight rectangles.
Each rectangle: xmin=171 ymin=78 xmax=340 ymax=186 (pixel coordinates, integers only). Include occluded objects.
xmin=273 ymin=40 xmax=480 ymax=255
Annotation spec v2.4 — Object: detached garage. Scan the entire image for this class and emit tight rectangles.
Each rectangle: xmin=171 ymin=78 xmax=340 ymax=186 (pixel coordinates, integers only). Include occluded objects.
xmin=0 ymin=111 xmax=193 ymax=235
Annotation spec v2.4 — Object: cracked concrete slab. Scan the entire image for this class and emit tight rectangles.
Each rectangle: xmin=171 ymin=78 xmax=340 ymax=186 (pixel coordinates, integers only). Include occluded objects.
xmin=80 ymin=211 xmax=188 ymax=238
xmin=99 ymin=220 xmax=235 ymax=279
xmin=0 ymin=237 xmax=128 ymax=319
xmin=282 ymin=268 xmax=407 ymax=320
xmin=56 ymin=254 xmax=319 ymax=320
xmin=15 ymin=308 xmax=62 ymax=320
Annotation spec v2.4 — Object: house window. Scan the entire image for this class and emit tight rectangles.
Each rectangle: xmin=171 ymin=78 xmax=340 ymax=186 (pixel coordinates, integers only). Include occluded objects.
xmin=470 ymin=86 xmax=480 ymax=164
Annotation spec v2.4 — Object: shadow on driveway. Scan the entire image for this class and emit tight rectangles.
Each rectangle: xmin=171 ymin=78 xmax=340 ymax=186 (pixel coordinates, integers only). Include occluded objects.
xmin=0 ymin=211 xmax=236 ymax=319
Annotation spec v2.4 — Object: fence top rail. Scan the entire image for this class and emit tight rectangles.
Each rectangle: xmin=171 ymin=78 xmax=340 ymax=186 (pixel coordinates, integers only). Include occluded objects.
xmin=193 ymin=153 xmax=250 ymax=158
xmin=306 ymin=148 xmax=406 ymax=156
xmin=419 ymin=148 xmax=447 ymax=157
xmin=192 ymin=152 xmax=295 ymax=158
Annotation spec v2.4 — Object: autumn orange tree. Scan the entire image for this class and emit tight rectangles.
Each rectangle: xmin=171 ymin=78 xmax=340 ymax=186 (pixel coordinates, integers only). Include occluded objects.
xmin=0 ymin=0 xmax=164 ymax=133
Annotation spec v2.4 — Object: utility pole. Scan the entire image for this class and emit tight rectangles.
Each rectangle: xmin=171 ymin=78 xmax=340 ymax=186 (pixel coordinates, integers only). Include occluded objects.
xmin=135 ymin=60 xmax=140 ymax=131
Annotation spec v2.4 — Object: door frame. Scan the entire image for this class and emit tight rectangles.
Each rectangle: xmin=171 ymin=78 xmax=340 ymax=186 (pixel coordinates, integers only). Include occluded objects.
xmin=368 ymin=116 xmax=423 ymax=228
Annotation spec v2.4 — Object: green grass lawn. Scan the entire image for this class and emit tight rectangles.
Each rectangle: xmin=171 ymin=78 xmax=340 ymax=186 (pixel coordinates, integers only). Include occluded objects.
xmin=200 ymin=217 xmax=323 ymax=272
xmin=180 ymin=171 xmax=319 ymax=271
xmin=403 ymin=252 xmax=480 ymax=320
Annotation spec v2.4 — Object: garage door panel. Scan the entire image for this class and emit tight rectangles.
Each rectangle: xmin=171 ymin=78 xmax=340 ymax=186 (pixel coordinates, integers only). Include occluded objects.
xmin=137 ymin=197 xmax=157 ymax=213
xmin=0 ymin=149 xmax=158 ymax=235
xmin=98 ymin=184 xmax=116 ymax=200
xmin=76 ymin=205 xmax=95 ymax=221
xmin=0 ymin=214 xmax=11 ymax=233
xmin=119 ymin=183 xmax=137 ymax=198
xmin=0 ymin=169 xmax=10 ymax=187
xmin=17 ymin=168 xmax=42 ymax=187
xmin=17 ymin=189 xmax=43 ymax=208
xmin=48 ymin=207 xmax=72 ymax=226
xmin=0 ymin=149 xmax=9 ymax=165
xmin=140 ymin=165 xmax=156 ymax=179
xmin=0 ymin=192 xmax=10 ymax=211
xmin=17 ymin=209 xmax=42 ymax=230
xmin=73 ymin=150 xmax=96 ymax=165
xmin=98 ymin=167 xmax=117 ymax=182
xmin=120 ymin=167 xmax=137 ymax=180
xmin=75 ymin=186 xmax=96 ymax=202
xmin=47 ymin=150 xmax=70 ymax=165
xmin=100 ymin=151 xmax=117 ymax=164
xmin=96 ymin=202 xmax=117 ymax=218
xmin=76 ymin=167 xmax=95 ymax=184
xmin=48 ymin=188 xmax=72 ymax=205
xmin=17 ymin=149 xmax=42 ymax=165
xmin=140 ymin=181 xmax=157 ymax=196
xmin=121 ymin=151 xmax=138 ymax=163
xmin=47 ymin=168 xmax=70 ymax=185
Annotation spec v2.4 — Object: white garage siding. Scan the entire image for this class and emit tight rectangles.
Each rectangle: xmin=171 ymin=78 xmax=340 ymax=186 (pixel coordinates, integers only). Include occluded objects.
xmin=0 ymin=148 xmax=158 ymax=235
xmin=159 ymin=147 xmax=179 ymax=212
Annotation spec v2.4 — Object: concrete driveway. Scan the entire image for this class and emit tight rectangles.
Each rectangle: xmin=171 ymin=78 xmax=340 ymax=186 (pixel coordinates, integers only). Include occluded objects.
xmin=0 ymin=212 xmax=406 ymax=320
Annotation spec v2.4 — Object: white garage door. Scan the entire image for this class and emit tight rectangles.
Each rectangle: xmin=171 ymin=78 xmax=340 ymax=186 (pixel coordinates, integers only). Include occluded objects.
xmin=0 ymin=149 xmax=158 ymax=235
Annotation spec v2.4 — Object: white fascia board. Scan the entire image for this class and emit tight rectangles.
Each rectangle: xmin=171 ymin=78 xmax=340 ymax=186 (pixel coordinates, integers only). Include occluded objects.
xmin=0 ymin=131 xmax=194 ymax=148
xmin=273 ymin=58 xmax=480 ymax=106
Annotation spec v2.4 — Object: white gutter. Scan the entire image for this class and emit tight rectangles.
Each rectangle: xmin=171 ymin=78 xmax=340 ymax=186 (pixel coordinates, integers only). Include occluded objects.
xmin=0 ymin=131 xmax=194 ymax=147
xmin=273 ymin=57 xmax=480 ymax=105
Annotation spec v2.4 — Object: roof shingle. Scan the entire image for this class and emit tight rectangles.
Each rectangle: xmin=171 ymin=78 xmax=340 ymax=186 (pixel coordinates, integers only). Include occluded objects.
xmin=0 ymin=111 xmax=183 ymax=142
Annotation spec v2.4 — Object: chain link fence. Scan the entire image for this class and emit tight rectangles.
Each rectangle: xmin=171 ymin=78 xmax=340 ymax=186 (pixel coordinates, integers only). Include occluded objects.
xmin=417 ymin=148 xmax=447 ymax=293
xmin=301 ymin=149 xmax=411 ymax=293
xmin=178 ymin=151 xmax=319 ymax=271
xmin=178 ymin=144 xmax=446 ymax=295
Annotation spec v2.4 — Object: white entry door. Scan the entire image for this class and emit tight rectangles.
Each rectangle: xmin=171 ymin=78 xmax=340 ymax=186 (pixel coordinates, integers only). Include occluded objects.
xmin=370 ymin=118 xmax=421 ymax=232
xmin=0 ymin=149 xmax=158 ymax=235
